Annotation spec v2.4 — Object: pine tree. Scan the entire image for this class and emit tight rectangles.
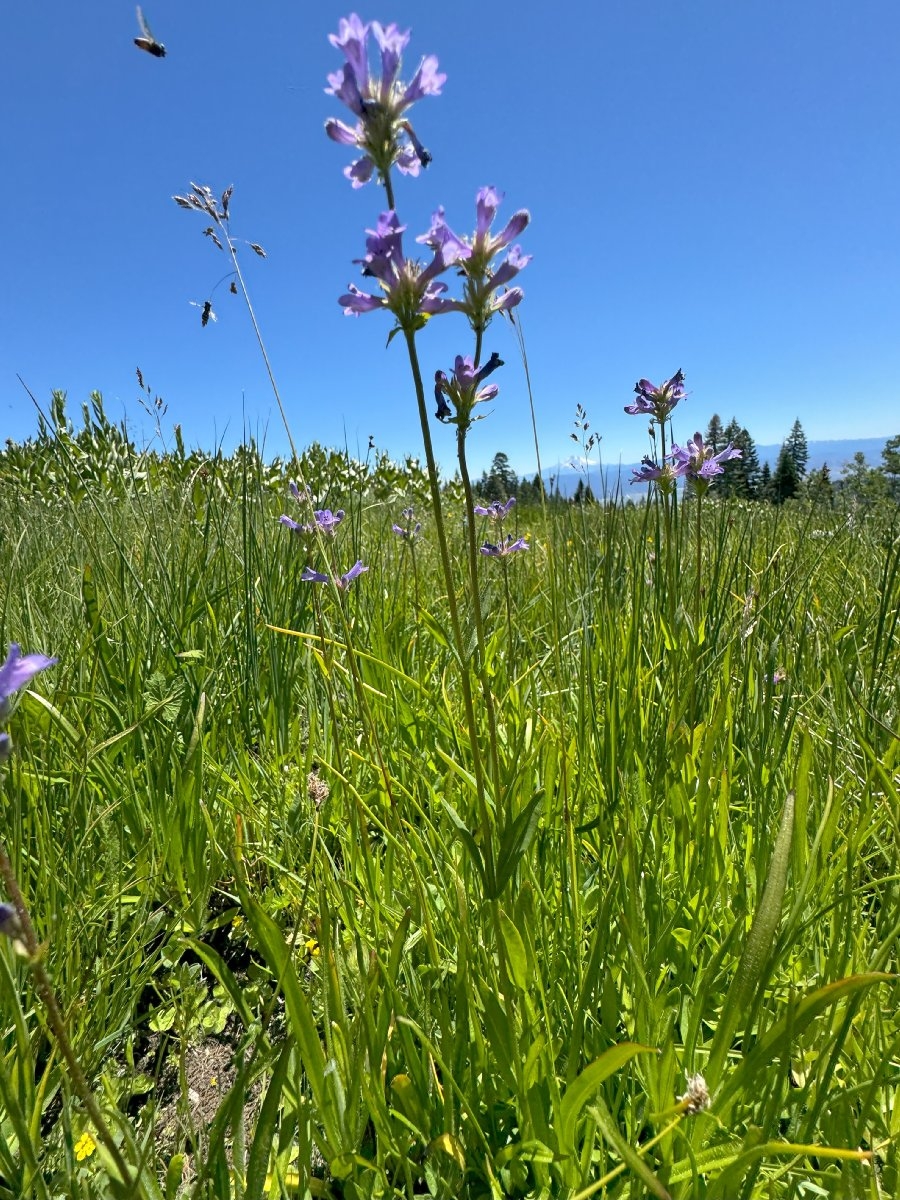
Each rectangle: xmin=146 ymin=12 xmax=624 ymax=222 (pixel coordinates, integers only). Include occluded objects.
xmin=706 ymin=413 xmax=725 ymax=453
xmin=718 ymin=418 xmax=744 ymax=497
xmin=733 ymin=427 xmax=760 ymax=497
xmin=881 ymin=434 xmax=900 ymax=498
xmin=805 ymin=463 xmax=833 ymax=506
xmin=773 ymin=446 xmax=800 ymax=504
xmin=759 ymin=461 xmax=773 ymax=502
xmin=784 ymin=419 xmax=809 ymax=477
xmin=480 ymin=451 xmax=518 ymax=500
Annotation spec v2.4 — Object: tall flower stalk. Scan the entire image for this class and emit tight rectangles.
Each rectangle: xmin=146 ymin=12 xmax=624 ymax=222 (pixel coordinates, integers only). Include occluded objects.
xmin=327 ymin=17 xmax=532 ymax=875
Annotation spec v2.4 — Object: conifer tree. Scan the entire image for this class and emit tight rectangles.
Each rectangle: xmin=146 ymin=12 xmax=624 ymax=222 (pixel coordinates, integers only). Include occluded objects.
xmin=719 ymin=418 xmax=748 ymax=497
xmin=480 ymin=451 xmax=518 ymax=500
xmin=805 ymin=463 xmax=833 ymax=506
xmin=705 ymin=413 xmax=725 ymax=454
xmin=784 ymin=419 xmax=809 ymax=477
xmin=759 ymin=461 xmax=773 ymax=502
xmin=773 ymin=446 xmax=800 ymax=504
xmin=881 ymin=434 xmax=900 ymax=498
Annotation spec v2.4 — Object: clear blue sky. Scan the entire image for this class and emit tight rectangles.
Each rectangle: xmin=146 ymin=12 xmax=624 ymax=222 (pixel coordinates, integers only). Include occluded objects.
xmin=3 ymin=1 xmax=899 ymax=476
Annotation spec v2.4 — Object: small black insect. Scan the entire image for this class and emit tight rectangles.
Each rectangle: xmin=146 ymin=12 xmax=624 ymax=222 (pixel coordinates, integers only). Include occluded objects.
xmin=134 ymin=6 xmax=166 ymax=58
xmin=189 ymin=300 xmax=216 ymax=327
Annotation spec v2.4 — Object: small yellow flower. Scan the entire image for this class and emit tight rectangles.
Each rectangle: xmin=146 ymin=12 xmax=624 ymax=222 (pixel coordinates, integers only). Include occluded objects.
xmin=209 ymin=1075 xmax=218 ymax=1088
xmin=75 ymin=1131 xmax=97 ymax=1161
xmin=305 ymin=938 xmax=320 ymax=958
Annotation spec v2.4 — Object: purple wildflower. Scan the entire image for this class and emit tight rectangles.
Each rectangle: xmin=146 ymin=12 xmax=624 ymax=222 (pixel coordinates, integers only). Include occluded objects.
xmin=670 ymin=432 xmax=742 ymax=495
xmin=392 ymin=508 xmax=421 ymax=539
xmin=0 ymin=903 xmax=20 ymax=939
xmin=301 ymin=561 xmax=368 ymax=590
xmin=339 ymin=210 xmax=460 ymax=327
xmin=417 ymin=186 xmax=531 ymax=329
xmin=474 ymin=497 xmax=516 ymax=521
xmin=480 ymin=535 xmax=529 ymax=557
xmin=434 ymin=351 xmax=504 ymax=428
xmin=325 ymin=14 xmax=445 ymax=189
xmin=280 ymin=508 xmax=346 ymax=536
xmin=624 ymin=370 xmax=687 ymax=422
xmin=0 ymin=644 xmax=57 ymax=720
xmin=671 ymin=432 xmax=742 ymax=483
xmin=629 ymin=454 xmax=687 ymax=496
xmin=391 ymin=522 xmax=421 ymax=539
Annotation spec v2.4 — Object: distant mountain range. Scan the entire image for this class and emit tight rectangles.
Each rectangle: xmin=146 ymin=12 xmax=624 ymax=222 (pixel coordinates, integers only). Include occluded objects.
xmin=538 ymin=437 xmax=890 ymax=498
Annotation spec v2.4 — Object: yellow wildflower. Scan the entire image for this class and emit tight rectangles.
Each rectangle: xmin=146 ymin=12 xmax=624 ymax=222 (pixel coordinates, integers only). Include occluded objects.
xmin=75 ymin=1131 xmax=96 ymax=1162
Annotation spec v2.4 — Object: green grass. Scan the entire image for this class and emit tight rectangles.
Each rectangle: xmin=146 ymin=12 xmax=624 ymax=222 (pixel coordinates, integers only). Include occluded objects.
xmin=0 ymin=424 xmax=898 ymax=1199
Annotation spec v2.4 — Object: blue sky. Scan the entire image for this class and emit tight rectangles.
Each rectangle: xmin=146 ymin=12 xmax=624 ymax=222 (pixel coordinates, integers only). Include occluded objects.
xmin=3 ymin=1 xmax=899 ymax=477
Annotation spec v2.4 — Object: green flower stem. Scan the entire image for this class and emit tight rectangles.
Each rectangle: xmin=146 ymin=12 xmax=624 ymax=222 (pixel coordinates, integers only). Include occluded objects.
xmin=402 ymin=328 xmax=496 ymax=875
xmin=455 ymin=423 xmax=502 ymax=797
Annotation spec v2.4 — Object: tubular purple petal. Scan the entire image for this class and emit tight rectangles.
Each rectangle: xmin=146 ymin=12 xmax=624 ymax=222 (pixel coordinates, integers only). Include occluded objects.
xmin=490 ymin=245 xmax=532 ymax=289
xmin=339 ymin=284 xmax=384 ymax=314
xmin=325 ymin=118 xmax=361 ymax=146
xmin=326 ymin=63 xmax=367 ymax=118
xmin=491 ymin=287 xmax=524 ymax=312
xmin=490 ymin=210 xmax=530 ymax=253
xmin=475 ymin=187 xmax=504 ymax=238
xmin=0 ymin=644 xmax=58 ymax=708
xmin=279 ymin=515 xmax=302 ymax=531
xmin=301 ymin=567 xmax=330 ymax=584
xmin=416 ymin=207 xmax=471 ymax=264
xmin=401 ymin=55 xmax=446 ymax=106
xmin=371 ymin=21 xmax=410 ymax=97
xmin=475 ymin=351 xmax=504 ymax=383
xmin=344 ymin=156 xmax=376 ymax=187
xmin=340 ymin=561 xmax=369 ymax=588
xmin=328 ymin=14 xmax=370 ymax=92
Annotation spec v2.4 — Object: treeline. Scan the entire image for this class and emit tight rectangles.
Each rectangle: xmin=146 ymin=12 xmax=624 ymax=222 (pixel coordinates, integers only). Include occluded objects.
xmin=477 ymin=425 xmax=900 ymax=507
xmin=702 ymin=415 xmax=900 ymax=507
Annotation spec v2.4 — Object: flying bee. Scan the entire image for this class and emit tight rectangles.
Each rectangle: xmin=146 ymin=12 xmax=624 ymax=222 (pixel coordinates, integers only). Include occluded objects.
xmin=189 ymin=300 xmax=216 ymax=327
xmin=134 ymin=6 xmax=166 ymax=57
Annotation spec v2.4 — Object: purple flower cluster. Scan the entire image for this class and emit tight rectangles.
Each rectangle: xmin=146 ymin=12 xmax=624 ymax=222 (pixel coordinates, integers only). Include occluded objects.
xmin=326 ymin=14 xmax=444 ymax=189
xmin=417 ymin=187 xmax=531 ymax=328
xmin=624 ymin=370 xmax=687 ymax=423
xmin=339 ymin=188 xmax=531 ymax=334
xmin=434 ymin=352 xmax=504 ymax=427
xmin=301 ymin=562 xmax=369 ymax=590
xmin=392 ymin=507 xmax=421 ymax=539
xmin=480 ymin=535 xmax=528 ymax=558
xmin=631 ymin=432 xmax=742 ymax=493
xmin=474 ymin=497 xmax=516 ymax=521
xmin=339 ymin=211 xmax=463 ymax=324
xmin=280 ymin=508 xmax=346 ymax=536
xmin=279 ymin=484 xmax=367 ymax=592
xmin=0 ymin=644 xmax=57 ymax=762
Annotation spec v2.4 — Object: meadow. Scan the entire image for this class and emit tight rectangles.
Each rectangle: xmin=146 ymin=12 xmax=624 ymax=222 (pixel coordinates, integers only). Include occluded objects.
xmin=1 ymin=404 xmax=898 ymax=1199
xmin=2 ymin=12 xmax=899 ymax=1198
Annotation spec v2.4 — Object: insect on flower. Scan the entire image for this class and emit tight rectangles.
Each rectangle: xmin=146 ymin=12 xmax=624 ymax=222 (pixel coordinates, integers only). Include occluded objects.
xmin=134 ymin=6 xmax=166 ymax=58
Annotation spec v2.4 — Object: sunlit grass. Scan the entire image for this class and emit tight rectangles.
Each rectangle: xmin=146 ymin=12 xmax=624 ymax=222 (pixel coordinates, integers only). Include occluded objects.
xmin=0 ymin=424 xmax=898 ymax=1199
